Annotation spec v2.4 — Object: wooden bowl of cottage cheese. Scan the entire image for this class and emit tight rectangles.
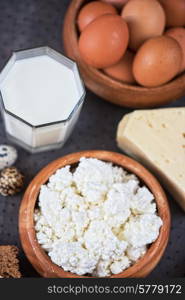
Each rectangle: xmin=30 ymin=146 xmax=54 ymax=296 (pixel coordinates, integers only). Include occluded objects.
xmin=19 ymin=150 xmax=170 ymax=278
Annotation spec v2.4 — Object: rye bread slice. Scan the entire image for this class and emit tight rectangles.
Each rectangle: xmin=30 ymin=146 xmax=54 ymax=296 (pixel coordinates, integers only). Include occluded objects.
xmin=0 ymin=245 xmax=21 ymax=278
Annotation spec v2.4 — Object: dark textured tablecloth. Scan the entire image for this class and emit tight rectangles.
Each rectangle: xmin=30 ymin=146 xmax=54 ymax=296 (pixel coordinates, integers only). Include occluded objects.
xmin=0 ymin=0 xmax=184 ymax=278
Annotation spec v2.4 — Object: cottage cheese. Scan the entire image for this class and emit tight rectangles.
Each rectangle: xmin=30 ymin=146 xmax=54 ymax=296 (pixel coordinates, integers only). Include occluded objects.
xmin=34 ymin=157 xmax=163 ymax=277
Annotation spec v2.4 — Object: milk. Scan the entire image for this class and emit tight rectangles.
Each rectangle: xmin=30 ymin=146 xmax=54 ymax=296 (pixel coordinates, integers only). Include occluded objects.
xmin=0 ymin=47 xmax=85 ymax=152
xmin=1 ymin=55 xmax=81 ymax=126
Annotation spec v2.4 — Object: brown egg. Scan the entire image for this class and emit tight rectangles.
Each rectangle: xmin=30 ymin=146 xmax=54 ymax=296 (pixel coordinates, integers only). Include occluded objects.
xmin=101 ymin=0 xmax=129 ymax=9
xmin=79 ymin=14 xmax=129 ymax=69
xmin=121 ymin=0 xmax=165 ymax=51
xmin=166 ymin=27 xmax=185 ymax=73
xmin=104 ymin=51 xmax=135 ymax=84
xmin=133 ymin=36 xmax=182 ymax=87
xmin=77 ymin=1 xmax=117 ymax=32
xmin=159 ymin=0 xmax=185 ymax=27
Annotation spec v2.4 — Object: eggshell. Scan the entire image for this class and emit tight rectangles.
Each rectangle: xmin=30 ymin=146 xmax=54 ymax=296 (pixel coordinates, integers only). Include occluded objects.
xmin=165 ymin=27 xmax=185 ymax=73
xmin=0 ymin=145 xmax=18 ymax=170
xmin=121 ymin=0 xmax=166 ymax=51
xmin=101 ymin=0 xmax=129 ymax=9
xmin=159 ymin=0 xmax=185 ymax=27
xmin=104 ymin=51 xmax=135 ymax=84
xmin=79 ymin=14 xmax=129 ymax=68
xmin=77 ymin=1 xmax=117 ymax=32
xmin=133 ymin=36 xmax=182 ymax=87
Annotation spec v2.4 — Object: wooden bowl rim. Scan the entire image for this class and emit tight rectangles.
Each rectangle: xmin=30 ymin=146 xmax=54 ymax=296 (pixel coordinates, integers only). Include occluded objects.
xmin=62 ymin=0 xmax=185 ymax=106
xmin=19 ymin=150 xmax=171 ymax=278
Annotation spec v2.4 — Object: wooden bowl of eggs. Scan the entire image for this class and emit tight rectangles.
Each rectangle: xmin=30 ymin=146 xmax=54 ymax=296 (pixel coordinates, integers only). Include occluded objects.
xmin=63 ymin=0 xmax=185 ymax=108
xmin=19 ymin=150 xmax=170 ymax=278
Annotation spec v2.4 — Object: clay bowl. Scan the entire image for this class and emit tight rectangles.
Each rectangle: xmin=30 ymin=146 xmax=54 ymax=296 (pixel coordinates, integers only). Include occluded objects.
xmin=63 ymin=0 xmax=185 ymax=108
xmin=19 ymin=150 xmax=170 ymax=278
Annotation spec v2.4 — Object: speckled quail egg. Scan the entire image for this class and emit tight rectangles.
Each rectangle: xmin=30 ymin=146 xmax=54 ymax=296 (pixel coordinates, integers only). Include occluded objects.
xmin=0 ymin=145 xmax=18 ymax=170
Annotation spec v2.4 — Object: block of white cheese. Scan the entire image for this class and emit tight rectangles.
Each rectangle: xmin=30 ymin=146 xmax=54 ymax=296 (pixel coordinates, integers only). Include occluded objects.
xmin=117 ymin=108 xmax=185 ymax=211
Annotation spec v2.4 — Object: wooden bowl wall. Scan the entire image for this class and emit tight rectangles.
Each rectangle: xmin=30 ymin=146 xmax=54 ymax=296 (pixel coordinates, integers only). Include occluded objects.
xmin=19 ymin=150 xmax=170 ymax=278
xmin=63 ymin=0 xmax=185 ymax=108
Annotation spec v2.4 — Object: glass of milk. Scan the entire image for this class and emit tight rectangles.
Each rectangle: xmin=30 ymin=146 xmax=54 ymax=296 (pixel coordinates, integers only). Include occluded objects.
xmin=0 ymin=47 xmax=85 ymax=153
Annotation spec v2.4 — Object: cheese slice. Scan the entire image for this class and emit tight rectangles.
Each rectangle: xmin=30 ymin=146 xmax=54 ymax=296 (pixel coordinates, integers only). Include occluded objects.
xmin=117 ymin=108 xmax=185 ymax=211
